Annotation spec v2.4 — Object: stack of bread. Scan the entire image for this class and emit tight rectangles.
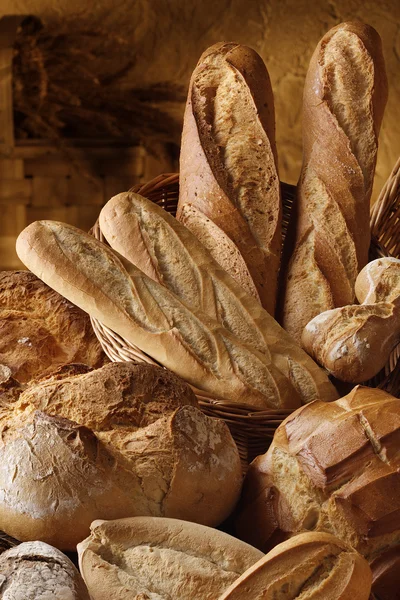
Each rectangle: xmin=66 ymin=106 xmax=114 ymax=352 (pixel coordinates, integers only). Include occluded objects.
xmin=0 ymin=18 xmax=396 ymax=600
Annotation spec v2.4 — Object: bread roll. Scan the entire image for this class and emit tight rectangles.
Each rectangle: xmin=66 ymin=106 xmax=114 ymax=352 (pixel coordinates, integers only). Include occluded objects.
xmin=281 ymin=22 xmax=388 ymax=343
xmin=99 ymin=192 xmax=338 ymax=405
xmin=77 ymin=516 xmax=263 ymax=600
xmin=17 ymin=219 xmax=313 ymax=409
xmin=0 ymin=541 xmax=90 ymax=599
xmin=0 ymin=270 xmax=106 ymax=382
xmin=177 ymin=42 xmax=281 ymax=314
xmin=235 ymin=386 xmax=400 ymax=559
xmin=302 ymin=258 xmax=400 ymax=382
xmin=0 ymin=362 xmax=241 ymax=549
xmin=218 ymin=532 xmax=372 ymax=600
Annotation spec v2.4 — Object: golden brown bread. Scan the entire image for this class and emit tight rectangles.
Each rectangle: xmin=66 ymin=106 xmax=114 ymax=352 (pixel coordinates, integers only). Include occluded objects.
xmin=0 ymin=270 xmax=106 ymax=382
xmin=0 ymin=541 xmax=90 ymax=599
xmin=77 ymin=517 xmax=263 ymax=600
xmin=218 ymin=532 xmax=372 ymax=600
xmin=281 ymin=22 xmax=388 ymax=343
xmin=370 ymin=546 xmax=400 ymax=600
xmin=99 ymin=192 xmax=338 ymax=406
xmin=302 ymin=258 xmax=400 ymax=382
xmin=235 ymin=386 xmax=400 ymax=559
xmin=177 ymin=42 xmax=281 ymax=314
xmin=0 ymin=362 xmax=242 ymax=549
xmin=16 ymin=219 xmax=330 ymax=409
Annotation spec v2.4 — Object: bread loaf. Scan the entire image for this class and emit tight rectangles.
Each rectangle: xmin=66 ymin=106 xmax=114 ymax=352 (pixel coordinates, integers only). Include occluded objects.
xmin=16 ymin=219 xmax=323 ymax=409
xmin=99 ymin=192 xmax=338 ymax=405
xmin=177 ymin=42 xmax=281 ymax=314
xmin=370 ymin=546 xmax=400 ymax=600
xmin=281 ymin=22 xmax=388 ymax=344
xmin=0 ymin=362 xmax=241 ymax=549
xmin=77 ymin=516 xmax=263 ymax=600
xmin=302 ymin=258 xmax=400 ymax=382
xmin=218 ymin=532 xmax=372 ymax=600
xmin=0 ymin=541 xmax=90 ymax=599
xmin=235 ymin=386 xmax=400 ymax=559
xmin=0 ymin=270 xmax=106 ymax=382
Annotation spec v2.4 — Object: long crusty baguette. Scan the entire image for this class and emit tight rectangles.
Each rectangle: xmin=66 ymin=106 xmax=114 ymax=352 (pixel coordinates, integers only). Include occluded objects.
xmin=17 ymin=220 xmax=308 ymax=409
xmin=281 ymin=22 xmax=388 ymax=344
xmin=218 ymin=532 xmax=372 ymax=600
xmin=302 ymin=258 xmax=400 ymax=382
xmin=100 ymin=191 xmax=338 ymax=405
xmin=77 ymin=517 xmax=263 ymax=600
xmin=177 ymin=42 xmax=281 ymax=315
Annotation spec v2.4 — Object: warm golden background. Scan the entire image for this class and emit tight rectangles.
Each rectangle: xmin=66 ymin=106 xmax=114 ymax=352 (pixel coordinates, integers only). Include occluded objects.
xmin=0 ymin=0 xmax=399 ymax=267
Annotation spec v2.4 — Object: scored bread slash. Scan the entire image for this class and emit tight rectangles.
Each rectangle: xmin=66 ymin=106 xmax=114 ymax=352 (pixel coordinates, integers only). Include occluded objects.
xmin=77 ymin=516 xmax=264 ymax=600
xmin=177 ymin=42 xmax=281 ymax=316
xmin=217 ymin=532 xmax=372 ymax=600
xmin=16 ymin=219 xmax=337 ymax=409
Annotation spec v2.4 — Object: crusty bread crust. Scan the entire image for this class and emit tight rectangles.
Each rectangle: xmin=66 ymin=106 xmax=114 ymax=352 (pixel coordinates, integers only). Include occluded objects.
xmin=100 ymin=192 xmax=338 ymax=406
xmin=178 ymin=42 xmax=281 ymax=315
xmin=78 ymin=517 xmax=263 ymax=600
xmin=281 ymin=22 xmax=388 ymax=343
xmin=218 ymin=532 xmax=372 ymax=600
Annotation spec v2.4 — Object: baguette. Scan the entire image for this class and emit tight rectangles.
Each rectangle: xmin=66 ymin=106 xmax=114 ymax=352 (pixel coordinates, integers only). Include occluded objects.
xmin=302 ymin=258 xmax=400 ymax=382
xmin=17 ymin=220 xmax=305 ymax=409
xmin=100 ymin=192 xmax=338 ymax=405
xmin=77 ymin=517 xmax=263 ymax=600
xmin=177 ymin=42 xmax=281 ymax=315
xmin=281 ymin=22 xmax=388 ymax=344
xmin=218 ymin=532 xmax=372 ymax=600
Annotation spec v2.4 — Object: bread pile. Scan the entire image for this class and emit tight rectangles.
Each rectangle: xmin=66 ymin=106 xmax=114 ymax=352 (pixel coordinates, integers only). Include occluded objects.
xmin=0 ymin=17 xmax=396 ymax=600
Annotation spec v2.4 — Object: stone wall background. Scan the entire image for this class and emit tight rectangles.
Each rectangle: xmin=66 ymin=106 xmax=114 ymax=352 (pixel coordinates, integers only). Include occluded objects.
xmin=2 ymin=0 xmax=399 ymax=200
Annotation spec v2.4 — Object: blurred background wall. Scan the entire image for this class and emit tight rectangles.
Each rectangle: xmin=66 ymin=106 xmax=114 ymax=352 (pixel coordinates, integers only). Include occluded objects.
xmin=0 ymin=0 xmax=399 ymax=267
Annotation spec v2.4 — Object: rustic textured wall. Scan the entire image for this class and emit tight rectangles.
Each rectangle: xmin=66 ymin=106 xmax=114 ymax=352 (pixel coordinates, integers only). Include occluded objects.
xmin=1 ymin=0 xmax=399 ymax=200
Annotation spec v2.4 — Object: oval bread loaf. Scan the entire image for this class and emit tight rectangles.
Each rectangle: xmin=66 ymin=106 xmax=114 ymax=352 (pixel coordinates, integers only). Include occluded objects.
xmin=77 ymin=516 xmax=264 ymax=600
xmin=218 ymin=532 xmax=372 ymax=600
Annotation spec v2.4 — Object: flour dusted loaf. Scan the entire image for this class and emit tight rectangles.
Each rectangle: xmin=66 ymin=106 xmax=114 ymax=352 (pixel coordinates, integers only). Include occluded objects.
xmin=0 ymin=270 xmax=106 ymax=382
xmin=282 ymin=22 xmax=388 ymax=343
xmin=177 ymin=42 xmax=281 ymax=314
xmin=99 ymin=192 xmax=338 ymax=406
xmin=0 ymin=362 xmax=241 ymax=550
xmin=302 ymin=257 xmax=400 ymax=382
xmin=0 ymin=541 xmax=90 ymax=599
xmin=77 ymin=517 xmax=263 ymax=600
xmin=235 ymin=386 xmax=400 ymax=560
xmin=16 ymin=220 xmax=338 ymax=409
xmin=218 ymin=532 xmax=372 ymax=600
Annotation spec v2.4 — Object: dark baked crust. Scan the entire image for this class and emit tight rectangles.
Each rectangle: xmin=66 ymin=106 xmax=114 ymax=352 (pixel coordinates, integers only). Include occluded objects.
xmin=0 ymin=270 xmax=106 ymax=382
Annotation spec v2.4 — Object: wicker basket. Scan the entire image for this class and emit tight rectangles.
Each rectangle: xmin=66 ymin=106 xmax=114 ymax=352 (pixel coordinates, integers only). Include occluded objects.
xmin=91 ymin=167 xmax=400 ymax=467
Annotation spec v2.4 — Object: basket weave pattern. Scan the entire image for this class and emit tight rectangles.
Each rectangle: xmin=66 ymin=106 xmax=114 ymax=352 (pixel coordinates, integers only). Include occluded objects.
xmin=91 ymin=169 xmax=400 ymax=466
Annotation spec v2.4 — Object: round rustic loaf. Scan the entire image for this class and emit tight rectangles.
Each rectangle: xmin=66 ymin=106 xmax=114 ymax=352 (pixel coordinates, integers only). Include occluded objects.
xmin=235 ymin=385 xmax=400 ymax=560
xmin=0 ymin=362 xmax=242 ymax=550
xmin=0 ymin=270 xmax=106 ymax=382
xmin=0 ymin=541 xmax=90 ymax=599
xmin=219 ymin=532 xmax=372 ymax=600
xmin=77 ymin=516 xmax=263 ymax=600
